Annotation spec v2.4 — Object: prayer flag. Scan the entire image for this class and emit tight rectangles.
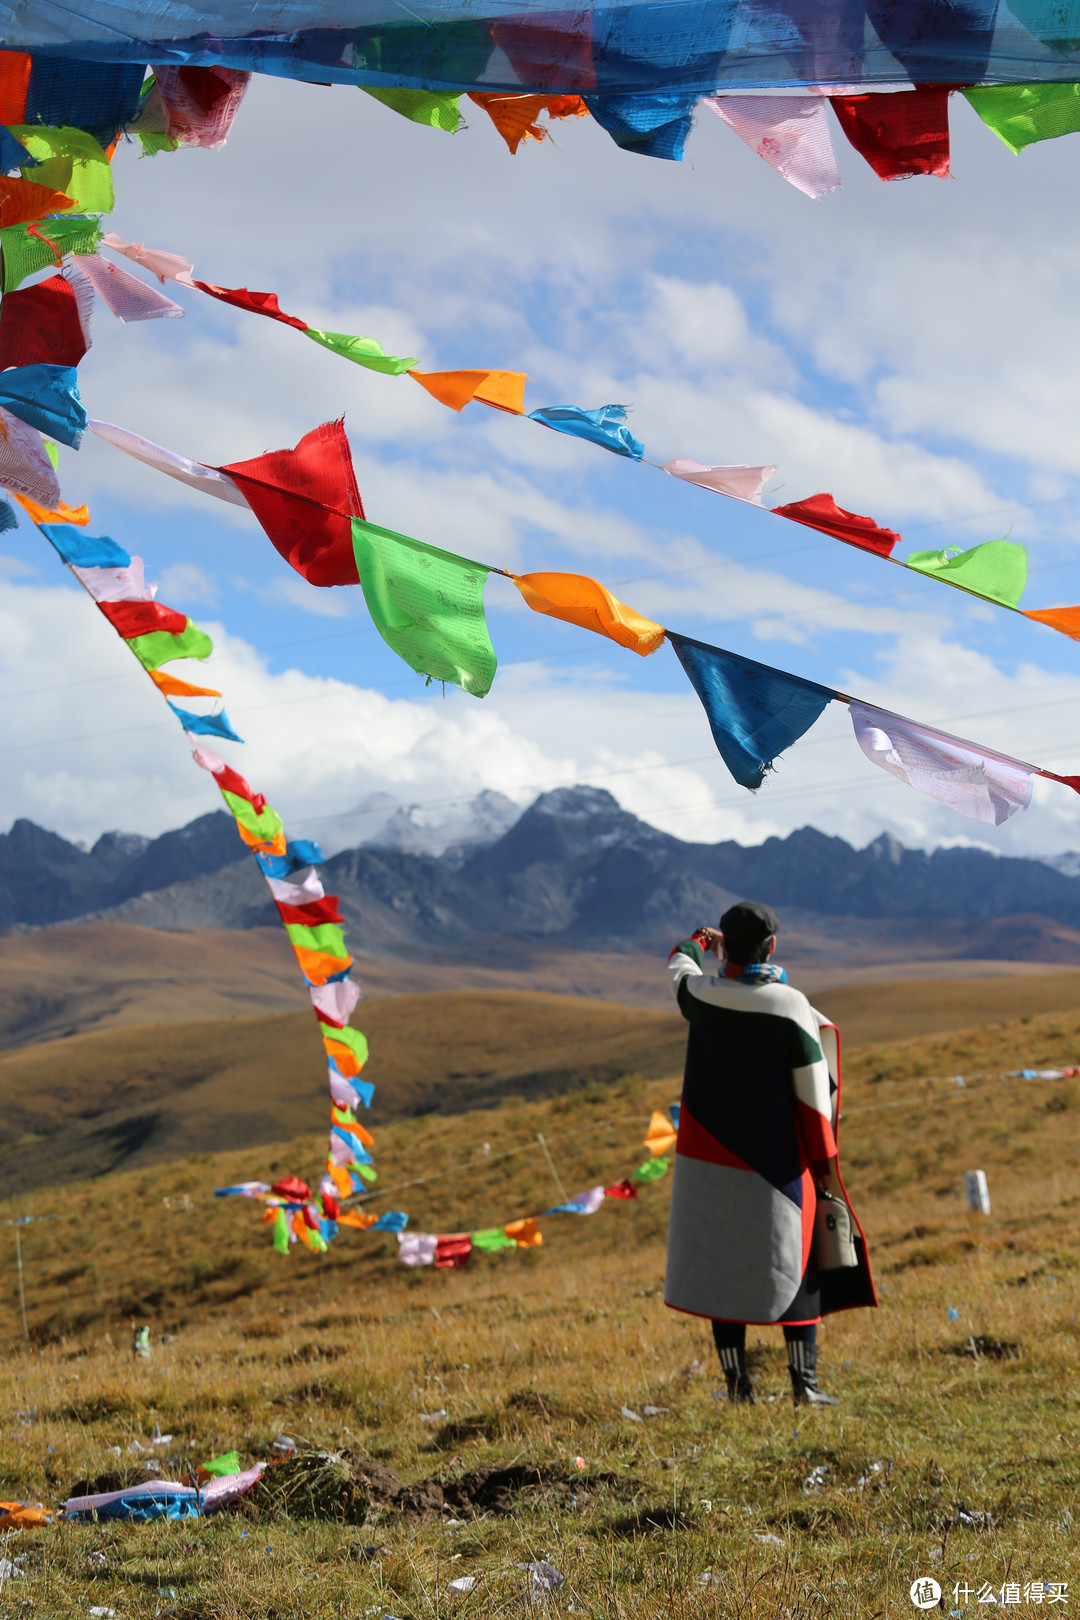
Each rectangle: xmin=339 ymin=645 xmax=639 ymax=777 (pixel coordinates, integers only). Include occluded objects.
xmin=13 ymin=492 xmax=89 ymax=526
xmin=272 ymin=1176 xmax=311 ymax=1202
xmin=2 ymin=217 xmax=102 ymax=293
xmin=99 ymin=600 xmax=186 ymax=638
xmin=276 ymin=895 xmax=342 ymax=926
xmin=256 ymin=840 xmax=323 ymax=878
xmin=0 ymin=52 xmax=29 ymax=124
xmin=829 ymin=87 xmax=951 ymax=180
xmin=150 ymin=670 xmax=221 ymax=698
xmin=363 ymin=87 xmax=463 ymax=132
xmin=0 ymin=364 xmax=85 ymax=447
xmin=0 ymin=274 xmax=89 ymax=369
xmin=1023 ymin=605 xmax=1080 ymax=641
xmin=0 ymin=174 xmax=75 ymax=229
xmin=963 ymin=83 xmax=1080 ymax=153
xmin=467 ymin=91 xmax=588 ymax=153
xmin=0 ymin=126 xmax=30 ymax=171
xmin=663 ymin=458 xmax=775 ymax=504
xmin=905 ymin=539 xmax=1027 ymax=608
xmin=512 ymin=571 xmax=665 ymax=655
xmin=632 ymin=1156 xmax=670 ymax=1183
xmin=294 ymin=945 xmax=353 ymax=985
xmin=409 ymin=369 xmax=527 ymax=413
xmin=471 ymin=1226 xmax=518 ymax=1252
xmin=705 ymin=96 xmax=841 ymax=197
xmin=372 ymin=1211 xmax=408 ymax=1232
xmin=100 ymin=232 xmax=194 ymax=286
xmin=771 ymin=492 xmax=900 ymax=557
xmin=529 ymin=403 xmax=644 ymax=459
xmin=89 ymin=419 xmax=250 ymax=509
xmin=0 ymin=500 xmax=16 ymax=534
xmin=398 ymin=1232 xmax=438 ymax=1266
xmin=153 ymin=65 xmax=250 ymax=148
xmin=222 ymin=419 xmax=363 ymax=589
xmin=0 ymin=407 xmax=61 ymax=507
xmin=351 ymin=519 xmax=497 ymax=696
xmin=337 ymin=1210 xmax=378 ymax=1230
xmin=434 ymin=1233 xmax=472 ymax=1268
xmin=584 ymin=91 xmax=697 ymax=160
xmin=849 ymin=700 xmax=1036 ymax=825
xmin=309 ymin=980 xmax=359 ymax=1024
xmin=504 ymin=1217 xmax=542 ymax=1246
xmin=304 ymin=329 xmax=417 ymax=374
xmin=192 ymin=282 xmax=308 ymax=329
xmin=285 ymin=921 xmax=348 ymax=958
xmin=40 ymin=525 xmax=129 ymax=567
xmin=604 ymin=1178 xmax=638 ymax=1199
xmin=644 ymin=1109 xmax=678 ymax=1156
xmin=72 ymin=558 xmax=153 ymax=603
xmin=71 ymin=253 xmax=184 ymax=322
xmin=272 ymin=1208 xmax=290 ymax=1253
xmin=127 ymin=622 xmax=214 ymax=672
xmin=12 ymin=126 xmax=115 ymax=213
xmin=222 ymin=792 xmax=285 ymax=848
xmin=167 ymin=703 xmax=242 ymax=741
xmin=545 ymin=1187 xmax=606 ymax=1215
xmin=266 ymin=870 xmax=325 ymax=906
xmin=668 ymin=632 xmax=835 ymax=790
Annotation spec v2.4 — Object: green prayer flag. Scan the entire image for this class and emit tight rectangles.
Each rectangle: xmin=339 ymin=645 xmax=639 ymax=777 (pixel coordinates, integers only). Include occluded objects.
xmin=13 ymin=126 xmax=115 ymax=214
xmin=1 ymin=217 xmax=102 ymax=292
xmin=201 ymin=1451 xmax=241 ymax=1478
xmin=363 ymin=87 xmax=464 ymax=133
xmin=273 ymin=1208 xmax=290 ymax=1254
xmin=220 ymin=789 xmax=285 ymax=845
xmin=632 ymin=1156 xmax=670 ymax=1183
xmin=304 ymin=328 xmax=417 ymax=375
xmin=127 ymin=622 xmax=214 ymax=672
xmin=286 ymin=921 xmax=349 ymax=957
xmin=471 ymin=1227 xmax=518 ymax=1253
xmin=137 ymin=131 xmax=180 ymax=157
xmin=905 ymin=539 xmax=1027 ymax=608
xmin=42 ymin=440 xmax=59 ymax=470
xmin=355 ymin=1163 xmax=377 ymax=1184
xmin=350 ymin=518 xmax=497 ymax=697
xmin=321 ymin=1022 xmax=369 ymax=1066
xmin=963 ymin=83 xmax=1080 ymax=154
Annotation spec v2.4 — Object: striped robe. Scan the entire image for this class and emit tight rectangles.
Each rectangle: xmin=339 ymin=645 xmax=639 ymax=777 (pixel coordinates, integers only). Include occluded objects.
xmin=664 ymin=940 xmax=876 ymax=1324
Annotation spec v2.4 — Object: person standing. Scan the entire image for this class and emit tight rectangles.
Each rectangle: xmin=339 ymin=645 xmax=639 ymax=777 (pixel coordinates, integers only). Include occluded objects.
xmin=664 ymin=901 xmax=876 ymax=1406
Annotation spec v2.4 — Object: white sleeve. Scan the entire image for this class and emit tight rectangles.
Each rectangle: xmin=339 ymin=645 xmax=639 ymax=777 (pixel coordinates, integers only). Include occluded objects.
xmin=668 ymin=945 xmax=703 ymax=1002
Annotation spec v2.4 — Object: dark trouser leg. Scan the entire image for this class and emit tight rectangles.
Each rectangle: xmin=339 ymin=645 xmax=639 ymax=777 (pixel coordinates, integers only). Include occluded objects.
xmin=711 ymin=1320 xmax=754 ymax=1404
xmin=783 ymin=1322 xmax=838 ymax=1406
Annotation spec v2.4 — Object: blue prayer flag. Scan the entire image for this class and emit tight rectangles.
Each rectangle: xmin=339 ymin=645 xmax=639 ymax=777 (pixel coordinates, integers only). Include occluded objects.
xmin=0 ymin=364 xmax=86 ymax=447
xmin=255 ymin=838 xmax=324 ymax=879
xmin=528 ymin=403 xmax=644 ymax=460
xmin=0 ymin=128 xmax=31 ymax=172
xmin=668 ymin=632 xmax=835 ymax=791
xmin=584 ymin=92 xmax=697 ymax=159
xmin=0 ymin=498 xmax=18 ymax=534
xmin=167 ymin=703 xmax=244 ymax=742
xmin=40 ymin=525 xmax=131 ymax=567
xmin=372 ymin=1210 xmax=409 ymax=1232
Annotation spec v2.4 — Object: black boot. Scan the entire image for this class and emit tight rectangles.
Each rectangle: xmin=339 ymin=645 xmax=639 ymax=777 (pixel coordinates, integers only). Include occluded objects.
xmin=717 ymin=1345 xmax=755 ymax=1404
xmin=787 ymin=1339 xmax=838 ymax=1406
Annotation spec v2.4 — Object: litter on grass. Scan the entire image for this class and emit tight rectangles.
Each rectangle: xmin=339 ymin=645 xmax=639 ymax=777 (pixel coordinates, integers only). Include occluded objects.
xmin=619 ymin=1406 xmax=642 ymax=1422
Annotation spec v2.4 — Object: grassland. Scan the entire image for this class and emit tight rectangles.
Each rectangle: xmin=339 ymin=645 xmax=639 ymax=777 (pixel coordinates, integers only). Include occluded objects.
xmin=0 ymin=999 xmax=1079 ymax=1616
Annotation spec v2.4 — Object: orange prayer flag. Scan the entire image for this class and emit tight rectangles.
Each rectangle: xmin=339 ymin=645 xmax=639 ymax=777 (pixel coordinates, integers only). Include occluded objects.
xmin=322 ymin=1036 xmax=361 ymax=1077
xmin=643 ymin=1109 xmax=678 ymax=1157
xmin=0 ymin=53 xmax=31 ymax=125
xmin=505 ymin=1216 xmax=543 ymax=1247
xmin=513 ymin=571 xmax=666 ymax=656
xmin=409 ymin=367 xmax=527 ymax=414
xmin=12 ymin=492 xmax=90 ymax=526
xmin=0 ymin=174 xmax=75 ymax=229
xmin=337 ymin=1209 xmax=378 ymax=1229
xmin=149 ymin=670 xmax=222 ymax=698
xmin=235 ymin=821 xmax=287 ymax=855
xmin=293 ymin=944 xmax=354 ymax=985
xmin=327 ymin=1163 xmax=353 ymax=1198
xmin=1023 ymin=605 xmax=1080 ymax=641
xmin=468 ymin=91 xmax=588 ymax=153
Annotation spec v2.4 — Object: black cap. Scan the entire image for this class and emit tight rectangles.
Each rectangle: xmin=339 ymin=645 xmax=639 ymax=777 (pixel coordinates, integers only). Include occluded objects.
xmin=719 ymin=900 xmax=779 ymax=961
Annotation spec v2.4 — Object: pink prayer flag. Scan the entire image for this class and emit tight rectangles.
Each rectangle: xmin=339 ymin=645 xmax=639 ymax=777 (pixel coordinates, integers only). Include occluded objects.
xmin=663 ymin=458 xmax=776 ymax=504
xmin=189 ymin=739 xmax=226 ymax=774
xmin=72 ymin=556 xmax=155 ymax=603
xmin=310 ymin=980 xmax=360 ymax=1025
xmin=153 ymin=64 xmax=251 ymax=149
xmin=398 ymin=1232 xmax=437 ymax=1266
xmin=100 ymin=232 xmax=195 ymax=287
xmin=70 ymin=253 xmax=184 ymax=323
xmin=0 ymin=406 xmax=60 ymax=507
xmin=89 ymin=419 xmax=251 ymax=509
xmin=328 ymin=1068 xmax=362 ymax=1111
xmin=267 ymin=870 xmax=326 ymax=905
xmin=705 ymin=96 xmax=842 ymax=198
xmin=849 ymin=700 xmax=1036 ymax=826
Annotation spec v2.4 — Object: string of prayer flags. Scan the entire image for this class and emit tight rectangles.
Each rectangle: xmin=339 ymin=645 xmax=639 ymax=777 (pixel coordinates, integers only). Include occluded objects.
xmin=962 ymin=82 xmax=1080 ymax=154
xmin=664 ymin=458 xmax=775 ymax=504
xmin=0 ymin=407 xmax=63 ymax=507
xmin=771 ymin=492 xmax=900 ymax=557
xmin=829 ymin=87 xmax=952 ymax=180
xmin=409 ymin=369 xmax=527 ymax=413
xmin=153 ymin=65 xmax=251 ymax=149
xmin=0 ymin=174 xmax=76 ymax=229
xmin=89 ymin=419 xmax=250 ymax=509
xmin=512 ymin=571 xmax=666 ymax=656
xmin=467 ymin=91 xmax=588 ymax=153
xmin=528 ymin=403 xmax=645 ymax=460
xmin=189 ymin=745 xmax=286 ymax=852
xmin=71 ymin=253 xmax=184 ymax=322
xmin=668 ymin=631 xmax=836 ymax=790
xmin=97 ymin=600 xmax=213 ymax=672
xmin=0 ymin=272 xmax=92 ymax=369
xmin=2 ymin=217 xmax=103 ymax=292
xmin=0 ymin=363 xmax=86 ymax=447
xmin=350 ymin=519 xmax=498 ymax=697
xmin=905 ymin=539 xmax=1028 ymax=609
xmin=849 ymin=700 xmax=1039 ymax=826
xmin=705 ymin=96 xmax=842 ymax=198
xmin=13 ymin=125 xmax=115 ymax=214
xmin=222 ymin=419 xmax=364 ymax=588
xmin=362 ymin=86 xmax=464 ymax=132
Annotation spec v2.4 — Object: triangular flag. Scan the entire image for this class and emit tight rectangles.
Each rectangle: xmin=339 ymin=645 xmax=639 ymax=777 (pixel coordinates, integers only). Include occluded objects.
xmin=222 ymin=419 xmax=363 ymax=588
xmin=906 ymin=539 xmax=1027 ymax=609
xmin=643 ymin=1109 xmax=678 ymax=1157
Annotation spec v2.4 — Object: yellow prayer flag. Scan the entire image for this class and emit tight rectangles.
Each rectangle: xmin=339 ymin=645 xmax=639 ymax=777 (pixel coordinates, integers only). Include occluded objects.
xmin=505 ymin=1216 xmax=543 ymax=1247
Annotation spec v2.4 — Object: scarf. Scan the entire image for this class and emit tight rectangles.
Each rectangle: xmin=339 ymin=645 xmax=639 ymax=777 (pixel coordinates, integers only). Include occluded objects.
xmin=724 ymin=960 xmax=788 ymax=985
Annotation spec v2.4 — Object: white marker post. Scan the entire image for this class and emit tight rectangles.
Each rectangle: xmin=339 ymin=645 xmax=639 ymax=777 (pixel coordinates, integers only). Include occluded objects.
xmin=964 ymin=1170 xmax=991 ymax=1215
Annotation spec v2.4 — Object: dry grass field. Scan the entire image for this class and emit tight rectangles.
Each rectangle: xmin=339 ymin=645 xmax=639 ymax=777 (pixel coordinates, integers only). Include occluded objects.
xmin=0 ymin=996 xmax=1077 ymax=1615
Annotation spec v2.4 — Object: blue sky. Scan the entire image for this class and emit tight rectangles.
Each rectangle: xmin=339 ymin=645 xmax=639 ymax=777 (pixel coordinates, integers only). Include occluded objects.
xmin=4 ymin=78 xmax=1080 ymax=856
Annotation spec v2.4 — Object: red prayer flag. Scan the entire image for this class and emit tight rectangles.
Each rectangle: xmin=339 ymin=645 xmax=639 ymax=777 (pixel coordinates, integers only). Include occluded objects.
xmin=1040 ymin=770 xmax=1080 ymax=797
xmin=771 ymin=492 xmax=900 ymax=558
xmin=321 ymin=1192 xmax=340 ymax=1220
xmin=271 ymin=1175 xmax=311 ymax=1202
xmin=604 ymin=1178 xmax=638 ymax=1200
xmin=434 ymin=1234 xmax=472 ymax=1269
xmin=98 ymin=600 xmax=188 ymax=638
xmin=829 ymin=87 xmax=951 ymax=180
xmin=221 ymin=419 xmax=364 ymax=588
xmin=211 ymin=761 xmax=266 ymax=810
xmin=192 ymin=282 xmax=309 ymax=331
xmin=276 ymin=895 xmax=345 ymax=926
xmin=0 ymin=275 xmax=88 ymax=369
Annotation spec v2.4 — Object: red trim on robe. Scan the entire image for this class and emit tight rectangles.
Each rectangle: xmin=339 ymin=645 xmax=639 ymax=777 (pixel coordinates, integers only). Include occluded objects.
xmin=676 ymin=1106 xmax=756 ymax=1173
